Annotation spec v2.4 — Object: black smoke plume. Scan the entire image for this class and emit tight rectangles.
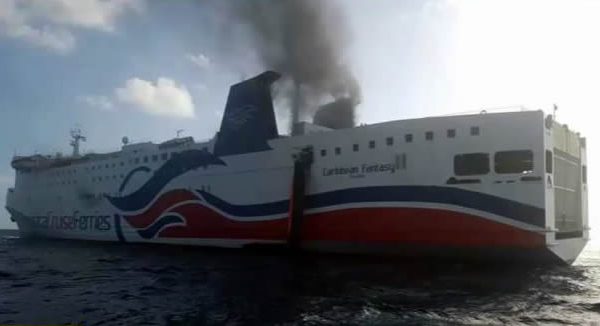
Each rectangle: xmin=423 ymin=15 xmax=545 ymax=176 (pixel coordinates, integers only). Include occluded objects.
xmin=221 ymin=0 xmax=361 ymax=132
xmin=313 ymin=98 xmax=355 ymax=130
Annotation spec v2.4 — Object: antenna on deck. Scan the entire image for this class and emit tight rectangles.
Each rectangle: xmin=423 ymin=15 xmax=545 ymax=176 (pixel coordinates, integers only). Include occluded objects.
xmin=553 ymin=103 xmax=558 ymax=120
xmin=70 ymin=129 xmax=86 ymax=157
xmin=176 ymin=129 xmax=184 ymax=138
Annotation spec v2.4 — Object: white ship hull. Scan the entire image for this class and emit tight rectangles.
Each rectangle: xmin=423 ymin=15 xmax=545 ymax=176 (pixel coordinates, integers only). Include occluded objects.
xmin=5 ymin=72 xmax=589 ymax=265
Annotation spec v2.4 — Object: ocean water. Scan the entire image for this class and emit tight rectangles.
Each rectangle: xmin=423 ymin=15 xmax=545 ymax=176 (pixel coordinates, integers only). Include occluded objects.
xmin=1 ymin=230 xmax=600 ymax=325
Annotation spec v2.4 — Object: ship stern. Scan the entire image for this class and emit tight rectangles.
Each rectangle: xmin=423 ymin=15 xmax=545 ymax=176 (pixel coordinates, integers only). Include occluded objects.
xmin=543 ymin=116 xmax=589 ymax=264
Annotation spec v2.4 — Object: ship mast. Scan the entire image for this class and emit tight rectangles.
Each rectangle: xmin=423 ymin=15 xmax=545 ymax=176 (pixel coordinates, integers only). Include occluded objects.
xmin=70 ymin=129 xmax=86 ymax=157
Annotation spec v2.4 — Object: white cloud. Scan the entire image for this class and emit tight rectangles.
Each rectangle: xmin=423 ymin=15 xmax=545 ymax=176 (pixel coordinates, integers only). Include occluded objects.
xmin=78 ymin=95 xmax=114 ymax=111
xmin=192 ymin=82 xmax=208 ymax=92
xmin=0 ymin=0 xmax=143 ymax=53
xmin=27 ymin=0 xmax=144 ymax=31
xmin=186 ymin=53 xmax=211 ymax=69
xmin=115 ymin=77 xmax=195 ymax=118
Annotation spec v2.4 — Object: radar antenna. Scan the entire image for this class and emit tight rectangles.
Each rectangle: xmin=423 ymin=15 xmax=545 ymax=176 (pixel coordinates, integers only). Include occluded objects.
xmin=70 ymin=129 xmax=87 ymax=157
xmin=176 ymin=129 xmax=184 ymax=138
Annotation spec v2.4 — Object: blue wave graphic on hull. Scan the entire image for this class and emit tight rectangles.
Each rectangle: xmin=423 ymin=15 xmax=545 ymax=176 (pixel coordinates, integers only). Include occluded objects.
xmin=138 ymin=215 xmax=185 ymax=239
xmin=198 ymin=190 xmax=289 ymax=217
xmin=119 ymin=166 xmax=151 ymax=192
xmin=197 ymin=186 xmax=546 ymax=227
xmin=107 ymin=150 xmax=226 ymax=212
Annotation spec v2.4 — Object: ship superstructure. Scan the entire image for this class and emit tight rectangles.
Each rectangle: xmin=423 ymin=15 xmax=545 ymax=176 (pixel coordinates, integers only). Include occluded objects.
xmin=5 ymin=72 xmax=589 ymax=264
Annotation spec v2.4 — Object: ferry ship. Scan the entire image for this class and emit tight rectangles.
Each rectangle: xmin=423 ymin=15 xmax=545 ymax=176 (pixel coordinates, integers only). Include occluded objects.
xmin=5 ymin=71 xmax=589 ymax=264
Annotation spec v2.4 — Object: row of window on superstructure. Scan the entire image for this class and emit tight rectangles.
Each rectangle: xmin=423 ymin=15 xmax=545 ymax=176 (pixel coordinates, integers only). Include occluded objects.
xmin=51 ymin=147 xmax=199 ymax=175
xmin=319 ymin=126 xmax=480 ymax=157
xmin=455 ymin=149 xmax=589 ymax=182
xmin=92 ymin=174 xmax=125 ymax=183
xmin=87 ymin=151 xmax=186 ymax=172
xmin=41 ymin=147 xmax=204 ymax=185
xmin=454 ymin=150 xmax=534 ymax=176
xmin=44 ymin=173 xmax=128 ymax=186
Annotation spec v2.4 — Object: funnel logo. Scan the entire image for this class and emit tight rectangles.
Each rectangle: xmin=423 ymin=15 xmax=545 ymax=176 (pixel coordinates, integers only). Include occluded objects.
xmin=224 ymin=105 xmax=257 ymax=130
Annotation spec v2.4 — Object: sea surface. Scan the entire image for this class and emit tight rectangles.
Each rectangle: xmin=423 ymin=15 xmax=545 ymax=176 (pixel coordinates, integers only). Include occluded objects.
xmin=1 ymin=230 xmax=600 ymax=326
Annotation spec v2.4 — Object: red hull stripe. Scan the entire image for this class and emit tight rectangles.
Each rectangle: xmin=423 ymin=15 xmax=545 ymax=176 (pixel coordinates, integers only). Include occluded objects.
xmin=156 ymin=205 xmax=544 ymax=249
xmin=302 ymin=208 xmax=545 ymax=248
xmin=159 ymin=203 xmax=287 ymax=239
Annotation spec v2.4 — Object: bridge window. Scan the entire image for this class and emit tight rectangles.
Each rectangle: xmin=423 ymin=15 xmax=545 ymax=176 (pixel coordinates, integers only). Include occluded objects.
xmin=545 ymin=150 xmax=553 ymax=174
xmin=386 ymin=137 xmax=393 ymax=146
xmin=471 ymin=126 xmax=480 ymax=136
xmin=405 ymin=134 xmax=413 ymax=143
xmin=447 ymin=129 xmax=456 ymax=138
xmin=143 ymin=156 xmax=148 ymax=163
xmin=369 ymin=140 xmax=375 ymax=149
xmin=583 ymin=165 xmax=587 ymax=184
xmin=152 ymin=155 xmax=158 ymax=162
xmin=454 ymin=153 xmax=490 ymax=176
xmin=161 ymin=153 xmax=168 ymax=160
xmin=353 ymin=144 xmax=359 ymax=152
xmin=494 ymin=150 xmax=534 ymax=174
xmin=425 ymin=131 xmax=434 ymax=141
xmin=321 ymin=149 xmax=327 ymax=157
xmin=335 ymin=147 xmax=341 ymax=155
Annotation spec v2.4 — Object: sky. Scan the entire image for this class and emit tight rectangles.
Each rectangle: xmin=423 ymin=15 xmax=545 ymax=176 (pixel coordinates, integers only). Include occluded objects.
xmin=0 ymin=0 xmax=598 ymax=244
